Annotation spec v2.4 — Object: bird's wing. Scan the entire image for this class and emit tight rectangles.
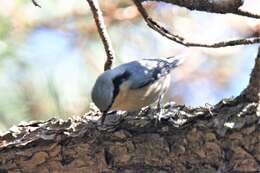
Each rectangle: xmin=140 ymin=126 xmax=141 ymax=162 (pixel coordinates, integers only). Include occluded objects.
xmin=124 ymin=59 xmax=170 ymax=89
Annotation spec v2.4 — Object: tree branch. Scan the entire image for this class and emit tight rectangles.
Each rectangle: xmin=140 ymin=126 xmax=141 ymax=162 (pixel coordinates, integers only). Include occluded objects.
xmin=141 ymin=0 xmax=260 ymax=19
xmin=31 ymin=0 xmax=41 ymax=8
xmin=0 ymin=98 xmax=259 ymax=172
xmin=240 ymin=47 xmax=260 ymax=102
xmin=86 ymin=0 xmax=115 ymax=71
xmin=236 ymin=9 xmax=260 ymax=19
xmin=133 ymin=0 xmax=260 ymax=48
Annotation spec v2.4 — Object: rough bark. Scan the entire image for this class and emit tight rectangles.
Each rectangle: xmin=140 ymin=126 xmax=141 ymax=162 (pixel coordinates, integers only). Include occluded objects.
xmin=0 ymin=47 xmax=259 ymax=173
xmin=240 ymin=48 xmax=260 ymax=103
xmin=140 ymin=0 xmax=260 ymax=19
xmin=0 ymin=98 xmax=259 ymax=173
xmin=1 ymin=0 xmax=258 ymax=172
xmin=141 ymin=0 xmax=244 ymax=14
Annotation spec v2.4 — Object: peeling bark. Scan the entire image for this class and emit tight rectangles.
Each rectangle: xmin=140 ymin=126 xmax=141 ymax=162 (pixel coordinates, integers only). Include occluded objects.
xmin=0 ymin=98 xmax=259 ymax=173
xmin=0 ymin=51 xmax=259 ymax=172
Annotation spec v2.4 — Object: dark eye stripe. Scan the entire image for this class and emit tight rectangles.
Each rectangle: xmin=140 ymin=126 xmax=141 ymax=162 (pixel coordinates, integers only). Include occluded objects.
xmin=106 ymin=71 xmax=131 ymax=111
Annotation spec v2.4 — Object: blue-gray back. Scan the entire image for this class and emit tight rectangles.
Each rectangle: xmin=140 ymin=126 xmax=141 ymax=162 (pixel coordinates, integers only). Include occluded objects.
xmin=115 ymin=58 xmax=180 ymax=89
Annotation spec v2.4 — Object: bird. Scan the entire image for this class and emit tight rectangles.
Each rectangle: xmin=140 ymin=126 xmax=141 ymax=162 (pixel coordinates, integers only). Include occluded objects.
xmin=91 ymin=56 xmax=184 ymax=124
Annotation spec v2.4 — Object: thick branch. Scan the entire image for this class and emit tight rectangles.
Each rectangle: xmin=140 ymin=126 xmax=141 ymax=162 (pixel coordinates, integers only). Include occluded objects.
xmin=0 ymin=50 xmax=259 ymax=172
xmin=86 ymin=0 xmax=115 ymax=71
xmin=240 ymin=47 xmax=260 ymax=102
xmin=141 ymin=0 xmax=260 ymax=18
xmin=0 ymin=98 xmax=259 ymax=172
xmin=133 ymin=0 xmax=260 ymax=48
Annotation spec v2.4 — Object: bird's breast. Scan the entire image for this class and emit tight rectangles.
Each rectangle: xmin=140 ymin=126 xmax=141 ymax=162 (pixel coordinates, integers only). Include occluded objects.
xmin=111 ymin=74 xmax=171 ymax=111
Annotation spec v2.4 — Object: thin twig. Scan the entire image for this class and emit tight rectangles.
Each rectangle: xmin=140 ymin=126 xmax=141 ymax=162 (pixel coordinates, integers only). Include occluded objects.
xmin=86 ymin=0 xmax=115 ymax=71
xmin=133 ymin=0 xmax=260 ymax=48
xmin=236 ymin=9 xmax=260 ymax=19
xmin=32 ymin=0 xmax=41 ymax=8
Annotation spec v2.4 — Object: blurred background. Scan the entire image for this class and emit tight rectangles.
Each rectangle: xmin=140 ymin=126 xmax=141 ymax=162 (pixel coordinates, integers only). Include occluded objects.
xmin=0 ymin=0 xmax=259 ymax=132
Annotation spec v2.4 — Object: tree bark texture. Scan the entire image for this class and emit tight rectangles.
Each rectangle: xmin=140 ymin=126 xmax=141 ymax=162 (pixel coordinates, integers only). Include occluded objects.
xmin=0 ymin=48 xmax=259 ymax=173
xmin=240 ymin=49 xmax=260 ymax=103
xmin=142 ymin=0 xmax=244 ymax=14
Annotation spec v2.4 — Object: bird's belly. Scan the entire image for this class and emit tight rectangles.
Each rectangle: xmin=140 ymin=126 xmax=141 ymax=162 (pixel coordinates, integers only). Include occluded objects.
xmin=111 ymin=75 xmax=171 ymax=111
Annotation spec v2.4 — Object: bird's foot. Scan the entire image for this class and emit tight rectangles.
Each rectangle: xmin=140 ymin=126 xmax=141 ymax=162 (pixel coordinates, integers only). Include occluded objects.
xmin=154 ymin=107 xmax=165 ymax=127
xmin=138 ymin=106 xmax=152 ymax=117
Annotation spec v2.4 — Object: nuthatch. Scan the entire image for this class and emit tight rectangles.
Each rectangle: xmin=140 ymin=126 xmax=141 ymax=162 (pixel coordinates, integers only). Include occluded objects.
xmin=91 ymin=56 xmax=184 ymax=124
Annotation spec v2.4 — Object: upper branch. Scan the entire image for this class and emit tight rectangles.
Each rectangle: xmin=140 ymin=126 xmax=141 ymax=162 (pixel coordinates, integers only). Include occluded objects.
xmin=141 ymin=0 xmax=260 ymax=19
xmin=133 ymin=0 xmax=260 ymax=48
xmin=86 ymin=0 xmax=115 ymax=71
xmin=31 ymin=0 xmax=41 ymax=8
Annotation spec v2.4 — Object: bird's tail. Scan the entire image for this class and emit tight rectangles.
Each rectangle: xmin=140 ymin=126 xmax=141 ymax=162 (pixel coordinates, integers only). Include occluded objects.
xmin=165 ymin=54 xmax=187 ymax=68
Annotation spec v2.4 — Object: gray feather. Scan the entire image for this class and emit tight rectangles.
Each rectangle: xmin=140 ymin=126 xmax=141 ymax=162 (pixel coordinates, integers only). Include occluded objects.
xmin=91 ymin=56 xmax=184 ymax=112
xmin=117 ymin=57 xmax=182 ymax=89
